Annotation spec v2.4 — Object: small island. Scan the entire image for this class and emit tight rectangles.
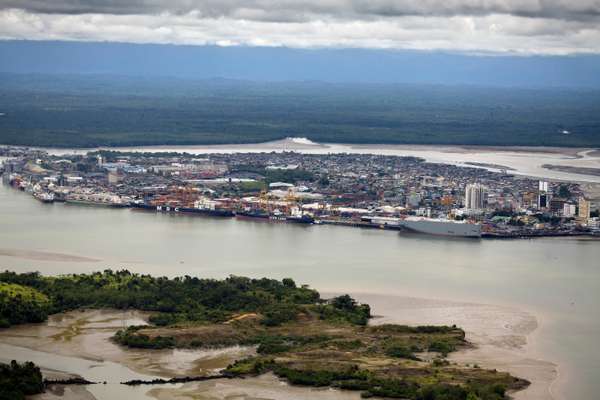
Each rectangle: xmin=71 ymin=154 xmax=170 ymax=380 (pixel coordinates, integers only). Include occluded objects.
xmin=1 ymin=270 xmax=528 ymax=400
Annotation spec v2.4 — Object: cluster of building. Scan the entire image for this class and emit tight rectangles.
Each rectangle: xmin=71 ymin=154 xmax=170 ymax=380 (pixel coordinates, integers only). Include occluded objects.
xmin=1 ymin=146 xmax=599 ymax=238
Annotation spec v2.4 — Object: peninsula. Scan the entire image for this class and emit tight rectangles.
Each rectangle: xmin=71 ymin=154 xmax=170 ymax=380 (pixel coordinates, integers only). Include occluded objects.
xmin=1 ymin=270 xmax=528 ymax=400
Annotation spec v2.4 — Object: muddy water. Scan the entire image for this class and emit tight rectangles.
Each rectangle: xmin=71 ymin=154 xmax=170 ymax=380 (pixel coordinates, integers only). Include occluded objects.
xmin=0 ymin=302 xmax=547 ymax=400
xmin=0 ymin=342 xmax=161 ymax=400
xmin=0 ymin=310 xmax=160 ymax=400
xmin=0 ymin=309 xmax=368 ymax=400
xmin=0 ymin=310 xmax=255 ymax=400
xmin=1 ymin=182 xmax=599 ymax=399
xmin=149 ymin=373 xmax=365 ymax=400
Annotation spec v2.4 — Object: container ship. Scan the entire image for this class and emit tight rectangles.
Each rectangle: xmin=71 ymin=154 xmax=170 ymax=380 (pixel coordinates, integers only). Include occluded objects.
xmin=364 ymin=216 xmax=481 ymax=238
xmin=131 ymin=200 xmax=234 ymax=217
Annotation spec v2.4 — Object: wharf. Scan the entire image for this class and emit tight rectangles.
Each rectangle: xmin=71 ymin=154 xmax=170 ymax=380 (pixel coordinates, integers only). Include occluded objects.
xmin=320 ymin=219 xmax=400 ymax=230
xmin=482 ymin=231 xmax=590 ymax=239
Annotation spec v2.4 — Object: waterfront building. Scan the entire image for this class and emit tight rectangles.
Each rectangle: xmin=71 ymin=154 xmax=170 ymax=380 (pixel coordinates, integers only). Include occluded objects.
xmin=465 ymin=183 xmax=486 ymax=212
xmin=550 ymin=198 xmax=566 ymax=215
xmin=538 ymin=180 xmax=550 ymax=209
xmin=563 ymin=203 xmax=576 ymax=218
xmin=578 ymin=197 xmax=590 ymax=221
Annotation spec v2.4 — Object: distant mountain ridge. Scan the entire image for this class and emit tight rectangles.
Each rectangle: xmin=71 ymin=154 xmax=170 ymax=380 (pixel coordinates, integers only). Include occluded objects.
xmin=2 ymin=40 xmax=600 ymax=88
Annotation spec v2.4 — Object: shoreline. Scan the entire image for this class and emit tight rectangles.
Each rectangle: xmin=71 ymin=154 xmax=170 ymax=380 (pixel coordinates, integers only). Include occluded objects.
xmin=349 ymin=293 xmax=558 ymax=400
xmin=0 ymin=294 xmax=555 ymax=400
xmin=2 ymin=140 xmax=595 ymax=155
xmin=2 ymin=183 xmax=597 ymax=242
xmin=0 ymin=248 xmax=100 ymax=263
xmin=6 ymin=138 xmax=600 ymax=183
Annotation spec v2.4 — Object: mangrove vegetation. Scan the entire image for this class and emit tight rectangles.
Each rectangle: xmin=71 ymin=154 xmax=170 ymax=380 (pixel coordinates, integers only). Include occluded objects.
xmin=0 ymin=270 xmax=529 ymax=399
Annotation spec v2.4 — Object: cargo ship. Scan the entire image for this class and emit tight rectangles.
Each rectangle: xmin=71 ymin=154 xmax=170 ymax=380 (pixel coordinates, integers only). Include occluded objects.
xmin=235 ymin=207 xmax=314 ymax=224
xmin=235 ymin=208 xmax=271 ymax=220
xmin=285 ymin=207 xmax=315 ymax=224
xmin=131 ymin=201 xmax=234 ymax=217
xmin=364 ymin=216 xmax=481 ymax=238
xmin=65 ymin=193 xmax=129 ymax=208
xmin=286 ymin=214 xmax=315 ymax=224
xmin=33 ymin=191 xmax=55 ymax=203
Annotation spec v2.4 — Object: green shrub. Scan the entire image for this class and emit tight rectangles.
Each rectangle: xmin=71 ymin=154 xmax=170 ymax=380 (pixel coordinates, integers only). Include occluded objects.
xmin=417 ymin=383 xmax=468 ymax=400
xmin=261 ymin=304 xmax=298 ymax=326
xmin=428 ymin=341 xmax=456 ymax=356
xmin=0 ymin=270 xmax=330 ymax=328
xmin=273 ymin=365 xmax=366 ymax=387
xmin=225 ymin=357 xmax=273 ymax=376
xmin=113 ymin=327 xmax=175 ymax=349
xmin=386 ymin=345 xmax=418 ymax=360
xmin=364 ymin=378 xmax=420 ymax=398
xmin=148 ymin=313 xmax=179 ymax=326
xmin=0 ymin=283 xmax=51 ymax=327
xmin=0 ymin=360 xmax=44 ymax=400
xmin=257 ymin=342 xmax=293 ymax=354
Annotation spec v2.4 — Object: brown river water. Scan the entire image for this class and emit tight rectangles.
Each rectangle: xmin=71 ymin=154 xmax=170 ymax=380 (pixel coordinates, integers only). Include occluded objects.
xmin=0 ymin=174 xmax=599 ymax=399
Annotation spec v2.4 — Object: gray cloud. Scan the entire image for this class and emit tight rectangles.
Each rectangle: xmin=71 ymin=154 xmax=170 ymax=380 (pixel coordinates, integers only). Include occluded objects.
xmin=1 ymin=0 xmax=600 ymax=21
xmin=0 ymin=1 xmax=599 ymax=54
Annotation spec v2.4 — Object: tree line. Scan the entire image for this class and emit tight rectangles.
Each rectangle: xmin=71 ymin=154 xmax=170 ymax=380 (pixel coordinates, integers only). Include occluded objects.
xmin=0 ymin=270 xmax=370 ymax=328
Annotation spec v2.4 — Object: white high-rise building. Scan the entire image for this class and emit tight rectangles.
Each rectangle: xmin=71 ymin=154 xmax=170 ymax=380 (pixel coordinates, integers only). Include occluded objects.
xmin=538 ymin=180 xmax=550 ymax=209
xmin=465 ymin=183 xmax=486 ymax=211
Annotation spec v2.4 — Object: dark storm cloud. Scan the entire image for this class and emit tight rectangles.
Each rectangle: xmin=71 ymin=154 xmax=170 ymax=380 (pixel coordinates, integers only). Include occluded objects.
xmin=1 ymin=0 xmax=599 ymax=22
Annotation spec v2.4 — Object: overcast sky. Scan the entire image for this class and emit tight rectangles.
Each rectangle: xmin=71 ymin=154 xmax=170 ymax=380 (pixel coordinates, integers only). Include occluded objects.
xmin=1 ymin=1 xmax=599 ymax=55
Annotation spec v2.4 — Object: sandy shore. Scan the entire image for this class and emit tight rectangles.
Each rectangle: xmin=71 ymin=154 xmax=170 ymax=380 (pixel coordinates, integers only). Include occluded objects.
xmin=580 ymin=182 xmax=600 ymax=198
xmin=587 ymin=149 xmax=600 ymax=158
xmin=352 ymin=294 xmax=557 ymax=400
xmin=542 ymin=165 xmax=600 ymax=177
xmin=34 ymin=139 xmax=592 ymax=157
xmin=31 ymin=139 xmax=600 ymax=183
xmin=0 ymin=248 xmax=100 ymax=262
xmin=347 ymin=143 xmax=590 ymax=157
xmin=31 ymin=370 xmax=96 ymax=400
xmin=0 ymin=297 xmax=555 ymax=400
xmin=148 ymin=373 xmax=365 ymax=400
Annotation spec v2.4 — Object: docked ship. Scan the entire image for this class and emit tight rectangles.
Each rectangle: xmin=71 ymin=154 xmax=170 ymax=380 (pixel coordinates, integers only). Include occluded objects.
xmin=284 ymin=207 xmax=315 ymax=224
xmin=236 ymin=207 xmax=315 ymax=224
xmin=364 ymin=216 xmax=481 ymax=238
xmin=66 ymin=192 xmax=129 ymax=208
xmin=131 ymin=199 xmax=234 ymax=217
xmin=286 ymin=214 xmax=315 ymax=224
xmin=235 ymin=208 xmax=271 ymax=220
xmin=33 ymin=191 xmax=55 ymax=203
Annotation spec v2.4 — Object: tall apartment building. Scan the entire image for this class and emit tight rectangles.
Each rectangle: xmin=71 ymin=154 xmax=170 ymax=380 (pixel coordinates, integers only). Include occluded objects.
xmin=465 ymin=183 xmax=486 ymax=211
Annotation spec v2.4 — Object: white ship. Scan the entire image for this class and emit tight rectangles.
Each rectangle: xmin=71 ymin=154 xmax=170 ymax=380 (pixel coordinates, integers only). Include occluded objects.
xmin=366 ymin=216 xmax=481 ymax=238
xmin=65 ymin=192 xmax=129 ymax=207
xmin=33 ymin=191 xmax=55 ymax=203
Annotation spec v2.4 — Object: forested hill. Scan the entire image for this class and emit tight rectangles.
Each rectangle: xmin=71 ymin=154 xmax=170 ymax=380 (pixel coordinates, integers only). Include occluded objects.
xmin=0 ymin=74 xmax=599 ymax=148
